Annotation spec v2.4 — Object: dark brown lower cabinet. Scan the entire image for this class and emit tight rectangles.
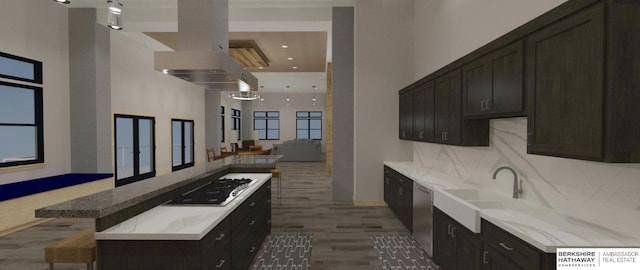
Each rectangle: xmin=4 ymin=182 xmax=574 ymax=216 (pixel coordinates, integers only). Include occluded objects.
xmin=481 ymin=219 xmax=555 ymax=270
xmin=97 ymin=180 xmax=272 ymax=270
xmin=483 ymin=245 xmax=524 ymax=270
xmin=383 ymin=166 xmax=413 ymax=232
xmin=433 ymin=207 xmax=482 ymax=270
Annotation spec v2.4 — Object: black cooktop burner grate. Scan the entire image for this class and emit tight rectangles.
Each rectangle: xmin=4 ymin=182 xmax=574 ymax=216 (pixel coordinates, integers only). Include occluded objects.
xmin=168 ymin=178 xmax=253 ymax=205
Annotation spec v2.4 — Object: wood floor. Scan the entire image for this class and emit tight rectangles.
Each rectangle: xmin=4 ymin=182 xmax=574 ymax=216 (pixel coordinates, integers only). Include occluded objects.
xmin=0 ymin=161 xmax=408 ymax=270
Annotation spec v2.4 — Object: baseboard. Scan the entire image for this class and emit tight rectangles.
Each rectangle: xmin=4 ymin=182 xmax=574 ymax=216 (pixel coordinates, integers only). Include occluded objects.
xmin=0 ymin=218 xmax=52 ymax=237
xmin=352 ymin=200 xmax=387 ymax=207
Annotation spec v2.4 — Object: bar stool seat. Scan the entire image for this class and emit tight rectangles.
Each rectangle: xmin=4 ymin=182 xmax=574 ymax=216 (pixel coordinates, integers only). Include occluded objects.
xmin=44 ymin=229 xmax=96 ymax=270
xmin=270 ymin=169 xmax=282 ymax=205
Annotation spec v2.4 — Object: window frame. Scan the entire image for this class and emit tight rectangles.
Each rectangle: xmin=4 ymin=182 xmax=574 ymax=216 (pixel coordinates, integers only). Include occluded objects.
xmin=296 ymin=111 xmax=323 ymax=140
xmin=0 ymin=62 xmax=44 ymax=168
xmin=231 ymin=109 xmax=241 ymax=141
xmin=171 ymin=119 xmax=195 ymax=172
xmin=220 ymin=106 xmax=225 ymax=143
xmin=253 ymin=111 xmax=280 ymax=140
xmin=114 ymin=114 xmax=156 ymax=187
xmin=0 ymin=51 xmax=43 ymax=84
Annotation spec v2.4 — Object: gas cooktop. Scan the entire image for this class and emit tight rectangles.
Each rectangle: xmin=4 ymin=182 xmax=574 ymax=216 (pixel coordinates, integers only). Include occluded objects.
xmin=167 ymin=178 xmax=253 ymax=206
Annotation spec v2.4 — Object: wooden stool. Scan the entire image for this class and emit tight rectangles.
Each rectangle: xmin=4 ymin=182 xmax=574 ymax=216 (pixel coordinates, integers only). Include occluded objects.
xmin=270 ymin=169 xmax=282 ymax=205
xmin=45 ymin=230 xmax=96 ymax=270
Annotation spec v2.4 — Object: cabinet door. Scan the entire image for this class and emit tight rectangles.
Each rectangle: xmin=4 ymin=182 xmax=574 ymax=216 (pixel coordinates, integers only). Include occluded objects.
xmin=413 ymin=81 xmax=436 ymax=142
xmin=484 ymin=246 xmax=524 ymax=270
xmin=433 ymin=208 xmax=458 ymax=270
xmin=435 ymin=68 xmax=462 ymax=144
xmin=458 ymin=227 xmax=483 ymax=270
xmin=464 ymin=41 xmax=524 ymax=118
xmin=399 ymin=90 xmax=413 ymax=140
xmin=383 ymin=168 xmax=393 ymax=206
xmin=526 ymin=4 xmax=605 ymax=160
xmin=491 ymin=41 xmax=524 ymax=116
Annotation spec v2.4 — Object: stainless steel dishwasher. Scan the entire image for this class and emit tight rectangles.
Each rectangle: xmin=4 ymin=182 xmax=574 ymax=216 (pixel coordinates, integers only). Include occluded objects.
xmin=413 ymin=182 xmax=433 ymax=256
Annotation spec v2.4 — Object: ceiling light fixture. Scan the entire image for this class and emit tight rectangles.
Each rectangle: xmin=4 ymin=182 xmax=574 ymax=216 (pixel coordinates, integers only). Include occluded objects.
xmin=312 ymin=85 xmax=317 ymax=106
xmin=287 ymin=57 xmax=293 ymax=61
xmin=54 ymin=0 xmax=70 ymax=4
xmin=107 ymin=0 xmax=123 ymax=30
xmin=231 ymin=80 xmax=260 ymax=100
xmin=107 ymin=0 xmax=123 ymax=15
xmin=281 ymin=45 xmax=288 ymax=49
xmin=292 ymin=67 xmax=298 ymax=70
xmin=284 ymin=86 xmax=291 ymax=106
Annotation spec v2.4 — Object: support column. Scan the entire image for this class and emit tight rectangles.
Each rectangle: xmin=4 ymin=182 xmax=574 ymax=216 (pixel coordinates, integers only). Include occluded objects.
xmin=331 ymin=7 xmax=354 ymax=201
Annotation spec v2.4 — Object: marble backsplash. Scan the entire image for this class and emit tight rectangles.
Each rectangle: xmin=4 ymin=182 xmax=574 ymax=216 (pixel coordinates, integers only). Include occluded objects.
xmin=413 ymin=117 xmax=640 ymax=238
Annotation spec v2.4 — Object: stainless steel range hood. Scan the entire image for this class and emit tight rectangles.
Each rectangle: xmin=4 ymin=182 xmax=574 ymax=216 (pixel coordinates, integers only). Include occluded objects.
xmin=154 ymin=0 xmax=257 ymax=92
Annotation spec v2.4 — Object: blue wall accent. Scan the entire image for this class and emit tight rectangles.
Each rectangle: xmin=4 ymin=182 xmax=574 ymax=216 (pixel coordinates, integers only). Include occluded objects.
xmin=0 ymin=173 xmax=112 ymax=202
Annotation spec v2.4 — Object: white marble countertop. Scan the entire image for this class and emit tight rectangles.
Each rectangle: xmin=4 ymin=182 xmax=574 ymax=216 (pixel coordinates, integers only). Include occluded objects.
xmin=95 ymin=173 xmax=272 ymax=241
xmin=384 ymin=161 xmax=640 ymax=252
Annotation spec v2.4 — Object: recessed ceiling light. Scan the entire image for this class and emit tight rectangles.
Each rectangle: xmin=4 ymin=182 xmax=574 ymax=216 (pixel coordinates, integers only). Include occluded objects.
xmin=292 ymin=67 xmax=298 ymax=70
xmin=281 ymin=45 xmax=288 ymax=49
xmin=287 ymin=57 xmax=293 ymax=61
xmin=54 ymin=0 xmax=70 ymax=4
xmin=258 ymin=67 xmax=264 ymax=69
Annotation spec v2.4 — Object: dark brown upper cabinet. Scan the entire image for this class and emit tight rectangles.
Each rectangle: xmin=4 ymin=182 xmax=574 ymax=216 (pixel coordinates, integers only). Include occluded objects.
xmin=412 ymin=81 xmax=435 ymax=142
xmin=526 ymin=2 xmax=640 ymax=162
xmin=435 ymin=68 xmax=489 ymax=146
xmin=463 ymin=41 xmax=524 ymax=119
xmin=399 ymin=89 xmax=413 ymax=140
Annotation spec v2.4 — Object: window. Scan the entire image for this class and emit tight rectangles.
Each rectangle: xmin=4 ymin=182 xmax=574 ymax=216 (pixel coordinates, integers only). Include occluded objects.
xmin=114 ymin=115 xmax=155 ymax=186
xmin=231 ymin=109 xmax=241 ymax=141
xmin=254 ymin=111 xmax=280 ymax=140
xmin=220 ymin=106 xmax=225 ymax=143
xmin=0 ymin=52 xmax=44 ymax=168
xmin=172 ymin=119 xmax=194 ymax=171
xmin=296 ymin=111 xmax=322 ymax=140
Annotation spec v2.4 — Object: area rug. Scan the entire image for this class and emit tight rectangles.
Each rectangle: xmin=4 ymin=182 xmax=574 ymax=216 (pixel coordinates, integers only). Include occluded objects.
xmin=370 ymin=232 xmax=440 ymax=270
xmin=251 ymin=232 xmax=312 ymax=270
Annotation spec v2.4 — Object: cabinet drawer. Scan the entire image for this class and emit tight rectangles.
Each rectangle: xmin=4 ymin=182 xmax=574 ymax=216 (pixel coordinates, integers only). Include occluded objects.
xmin=231 ymin=181 xmax=269 ymax=228
xmin=481 ymin=219 xmax=541 ymax=270
xmin=396 ymin=174 xmax=413 ymax=190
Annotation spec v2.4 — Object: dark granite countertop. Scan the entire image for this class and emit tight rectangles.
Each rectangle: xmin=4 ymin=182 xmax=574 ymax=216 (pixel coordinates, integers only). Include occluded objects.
xmin=35 ymin=155 xmax=282 ymax=219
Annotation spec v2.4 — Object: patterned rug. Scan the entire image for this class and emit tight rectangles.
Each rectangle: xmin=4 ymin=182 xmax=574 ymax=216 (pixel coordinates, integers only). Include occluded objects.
xmin=370 ymin=233 xmax=440 ymax=270
xmin=251 ymin=232 xmax=312 ymax=270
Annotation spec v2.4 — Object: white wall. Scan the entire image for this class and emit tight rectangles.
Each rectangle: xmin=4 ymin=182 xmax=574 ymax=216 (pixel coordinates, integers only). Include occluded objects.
xmin=411 ymin=0 xmax=640 ymax=238
xmin=110 ymin=32 xmax=205 ymax=177
xmin=414 ymin=0 xmax=568 ymax=78
xmin=221 ymin=92 xmax=327 ymax=152
xmin=353 ymin=0 xmax=415 ymax=202
xmin=0 ymin=0 xmax=70 ymax=185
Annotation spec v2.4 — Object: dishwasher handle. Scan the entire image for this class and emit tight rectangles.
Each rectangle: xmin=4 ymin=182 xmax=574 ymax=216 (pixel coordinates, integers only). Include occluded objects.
xmin=414 ymin=183 xmax=431 ymax=193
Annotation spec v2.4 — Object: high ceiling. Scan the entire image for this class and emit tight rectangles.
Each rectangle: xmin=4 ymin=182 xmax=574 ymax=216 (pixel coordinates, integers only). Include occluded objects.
xmin=56 ymin=0 xmax=356 ymax=93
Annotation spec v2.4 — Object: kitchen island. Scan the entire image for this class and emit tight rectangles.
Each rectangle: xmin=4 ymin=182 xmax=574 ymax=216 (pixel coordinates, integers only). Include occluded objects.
xmin=35 ymin=155 xmax=281 ymax=231
xmin=95 ymin=173 xmax=272 ymax=270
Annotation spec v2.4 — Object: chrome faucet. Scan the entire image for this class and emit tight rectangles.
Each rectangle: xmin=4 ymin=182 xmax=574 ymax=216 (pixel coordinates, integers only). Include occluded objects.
xmin=492 ymin=166 xmax=523 ymax=198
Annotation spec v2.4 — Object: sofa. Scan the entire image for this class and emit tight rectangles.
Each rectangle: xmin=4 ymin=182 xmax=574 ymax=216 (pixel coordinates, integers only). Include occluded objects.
xmin=272 ymin=139 xmax=321 ymax=161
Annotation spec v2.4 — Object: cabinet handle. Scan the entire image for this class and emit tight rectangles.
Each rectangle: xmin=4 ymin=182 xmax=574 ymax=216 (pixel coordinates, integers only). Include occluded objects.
xmin=483 ymin=251 xmax=489 ymax=264
xmin=267 ymin=199 xmax=272 ymax=203
xmin=398 ymin=178 xmax=403 ymax=183
xmin=419 ymin=131 xmax=424 ymax=139
xmin=267 ymin=219 xmax=272 ymax=224
xmin=450 ymin=227 xmax=456 ymax=238
xmin=447 ymin=224 xmax=452 ymax=235
xmin=249 ymin=220 xmax=256 ymax=225
xmin=216 ymin=260 xmax=225 ymax=268
xmin=402 ymin=131 xmax=406 ymax=137
xmin=443 ymin=132 xmax=448 ymax=141
xmin=486 ymin=99 xmax=491 ymax=110
xmin=499 ymin=242 xmax=514 ymax=251
xmin=215 ymin=233 xmax=225 ymax=241
xmin=481 ymin=100 xmax=486 ymax=111
xmin=249 ymin=247 xmax=256 ymax=253
xmin=249 ymin=202 xmax=256 ymax=207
